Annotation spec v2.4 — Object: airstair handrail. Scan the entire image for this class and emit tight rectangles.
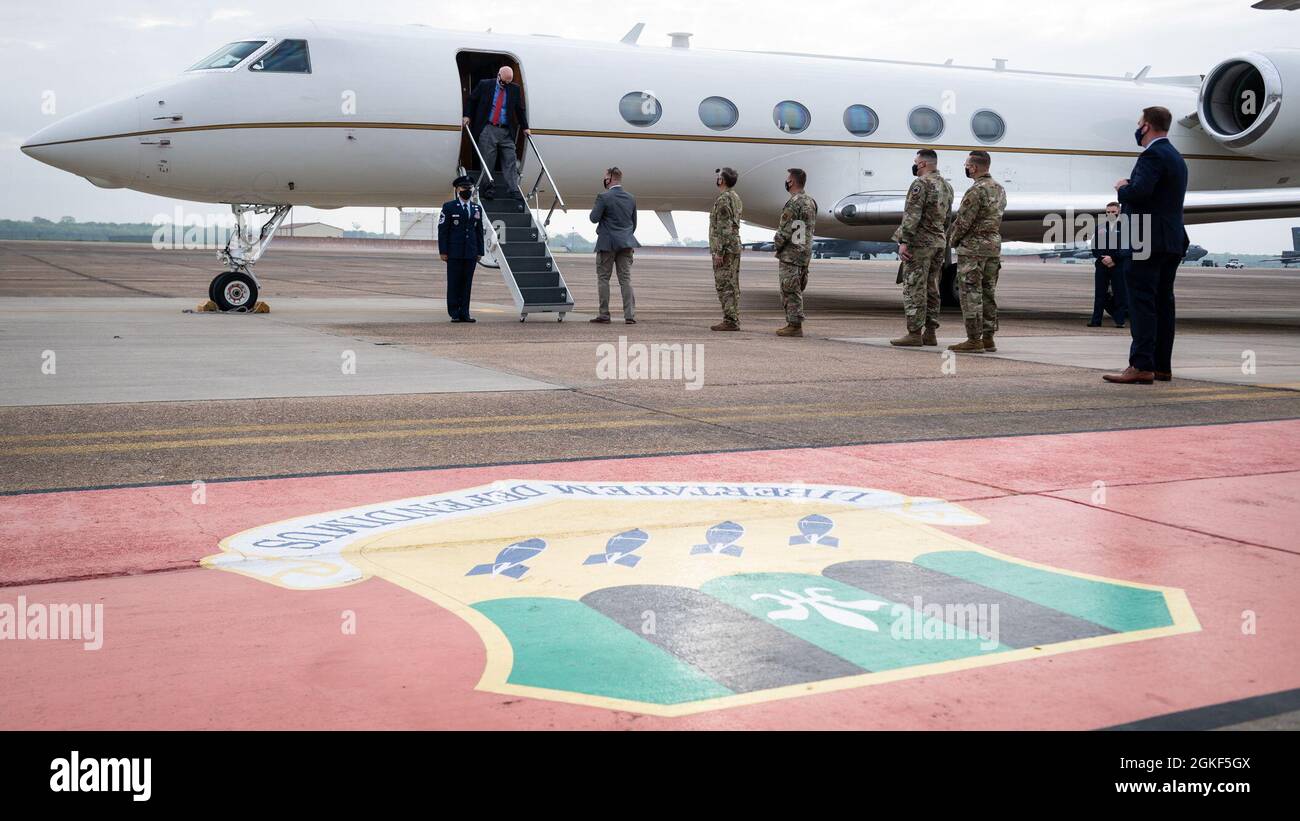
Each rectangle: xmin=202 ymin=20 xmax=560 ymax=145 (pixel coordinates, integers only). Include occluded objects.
xmin=525 ymin=133 xmax=567 ymax=229
xmin=463 ymin=124 xmax=495 ymax=186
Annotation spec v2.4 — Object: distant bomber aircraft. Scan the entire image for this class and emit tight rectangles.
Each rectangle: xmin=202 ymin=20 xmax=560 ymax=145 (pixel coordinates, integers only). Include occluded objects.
xmin=743 ymin=239 xmax=898 ymax=259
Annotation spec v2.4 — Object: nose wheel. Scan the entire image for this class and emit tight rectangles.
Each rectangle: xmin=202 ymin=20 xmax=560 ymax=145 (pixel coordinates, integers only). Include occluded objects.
xmin=209 ymin=271 xmax=259 ymax=312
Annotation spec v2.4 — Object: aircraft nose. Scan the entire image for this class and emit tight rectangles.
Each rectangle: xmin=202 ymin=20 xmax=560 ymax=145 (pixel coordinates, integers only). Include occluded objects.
xmin=21 ymin=94 xmax=141 ymax=189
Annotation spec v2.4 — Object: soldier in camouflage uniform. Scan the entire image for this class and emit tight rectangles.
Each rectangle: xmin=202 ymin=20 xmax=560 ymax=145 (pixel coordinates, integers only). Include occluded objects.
xmin=773 ymin=167 xmax=817 ymax=338
xmin=946 ymin=150 xmax=1007 ymax=352
xmin=710 ymin=167 xmax=744 ymax=331
xmin=890 ymin=149 xmax=953 ymax=347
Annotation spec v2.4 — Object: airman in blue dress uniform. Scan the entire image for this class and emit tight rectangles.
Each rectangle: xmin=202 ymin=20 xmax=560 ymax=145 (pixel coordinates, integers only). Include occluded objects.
xmin=438 ymin=174 xmax=485 ymax=323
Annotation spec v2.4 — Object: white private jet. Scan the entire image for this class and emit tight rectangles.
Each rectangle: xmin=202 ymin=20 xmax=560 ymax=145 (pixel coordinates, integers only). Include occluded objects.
xmin=21 ymin=18 xmax=1300 ymax=314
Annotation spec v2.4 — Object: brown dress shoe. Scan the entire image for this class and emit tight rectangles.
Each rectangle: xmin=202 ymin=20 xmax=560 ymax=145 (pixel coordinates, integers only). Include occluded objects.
xmin=589 ymin=316 xmax=611 ymax=324
xmin=1102 ymin=366 xmax=1155 ymax=384
xmin=922 ymin=328 xmax=938 ymax=346
xmin=776 ymin=323 xmax=804 ymax=337
xmin=711 ymin=320 xmax=740 ymax=331
xmin=1154 ymin=371 xmax=1171 ymax=381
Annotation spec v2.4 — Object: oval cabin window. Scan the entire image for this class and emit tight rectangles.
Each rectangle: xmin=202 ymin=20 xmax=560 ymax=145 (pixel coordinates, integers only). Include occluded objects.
xmin=699 ymin=96 xmax=739 ymax=131
xmin=772 ymin=100 xmax=811 ymax=134
xmin=619 ymin=92 xmax=662 ymax=127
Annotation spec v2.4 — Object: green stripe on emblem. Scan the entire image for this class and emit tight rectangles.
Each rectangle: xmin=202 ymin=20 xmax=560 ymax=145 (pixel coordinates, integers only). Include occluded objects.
xmin=473 ymin=597 xmax=733 ymax=704
xmin=915 ymin=551 xmax=1173 ymax=632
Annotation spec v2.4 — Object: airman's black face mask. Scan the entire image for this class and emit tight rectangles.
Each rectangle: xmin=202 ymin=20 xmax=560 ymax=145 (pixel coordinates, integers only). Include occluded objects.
xmin=911 ymin=164 xmax=920 ymax=177
xmin=458 ymin=189 xmax=472 ymax=200
xmin=784 ymin=180 xmax=792 ymax=192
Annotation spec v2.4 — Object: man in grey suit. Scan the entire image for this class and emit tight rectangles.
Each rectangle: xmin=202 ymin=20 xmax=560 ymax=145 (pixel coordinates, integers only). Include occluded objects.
xmin=589 ymin=167 xmax=640 ymax=324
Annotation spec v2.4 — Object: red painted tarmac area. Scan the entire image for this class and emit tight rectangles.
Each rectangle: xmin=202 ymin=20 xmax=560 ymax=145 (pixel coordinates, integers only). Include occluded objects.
xmin=2 ymin=420 xmax=1297 ymax=730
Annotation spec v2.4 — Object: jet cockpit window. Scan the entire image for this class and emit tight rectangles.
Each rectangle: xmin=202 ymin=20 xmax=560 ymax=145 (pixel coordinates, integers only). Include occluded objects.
xmin=843 ymin=105 xmax=879 ymax=137
xmin=772 ymin=101 xmax=811 ymax=134
xmin=972 ymin=110 xmax=1006 ymax=143
xmin=699 ymin=96 xmax=738 ymax=131
xmin=249 ymin=39 xmax=311 ymax=73
xmin=908 ymin=106 xmax=945 ymax=140
xmin=619 ymin=92 xmax=662 ymax=127
xmin=188 ymin=41 xmax=267 ymax=71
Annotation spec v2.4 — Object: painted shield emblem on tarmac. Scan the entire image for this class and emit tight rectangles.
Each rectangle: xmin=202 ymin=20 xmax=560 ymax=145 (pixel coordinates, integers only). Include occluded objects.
xmin=203 ymin=481 xmax=1199 ymax=716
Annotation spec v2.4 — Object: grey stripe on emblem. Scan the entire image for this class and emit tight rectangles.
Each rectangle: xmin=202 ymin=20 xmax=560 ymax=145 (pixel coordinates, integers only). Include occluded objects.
xmin=824 ymin=560 xmax=1115 ymax=648
xmin=581 ymin=584 xmax=865 ymax=692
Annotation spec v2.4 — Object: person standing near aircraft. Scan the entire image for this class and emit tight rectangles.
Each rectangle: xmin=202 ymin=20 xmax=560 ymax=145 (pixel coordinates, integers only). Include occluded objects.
xmin=891 ymin=149 xmax=953 ymax=347
xmin=773 ymin=168 xmax=816 ymax=338
xmin=1104 ymin=106 xmax=1189 ymax=385
xmin=710 ymin=167 xmax=744 ymax=331
xmin=946 ymin=150 xmax=1007 ymax=353
xmin=589 ymin=167 xmax=639 ymax=324
xmin=437 ymin=175 xmax=485 ymax=323
xmin=463 ymin=66 xmax=529 ymax=200
xmin=1090 ymin=202 xmax=1130 ymax=328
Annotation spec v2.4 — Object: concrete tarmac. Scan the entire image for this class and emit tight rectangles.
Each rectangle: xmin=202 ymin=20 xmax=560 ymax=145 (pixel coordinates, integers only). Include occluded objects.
xmin=1 ymin=240 xmax=1297 ymax=730
xmin=2 ymin=241 xmax=1298 ymax=492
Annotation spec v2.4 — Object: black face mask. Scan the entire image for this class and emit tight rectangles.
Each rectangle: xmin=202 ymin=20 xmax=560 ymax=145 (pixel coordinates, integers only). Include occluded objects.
xmin=911 ymin=164 xmax=920 ymax=177
xmin=964 ymin=167 xmax=974 ymax=178
xmin=458 ymin=189 xmax=472 ymax=200
xmin=1134 ymin=125 xmax=1147 ymax=147
xmin=603 ymin=178 xmax=611 ymax=189
xmin=784 ymin=180 xmax=792 ymax=192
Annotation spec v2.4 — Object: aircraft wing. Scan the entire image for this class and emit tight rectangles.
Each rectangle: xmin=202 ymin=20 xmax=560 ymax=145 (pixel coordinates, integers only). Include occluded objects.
xmin=833 ymin=189 xmax=1300 ymax=243
xmin=1252 ymin=1 xmax=1300 ymax=10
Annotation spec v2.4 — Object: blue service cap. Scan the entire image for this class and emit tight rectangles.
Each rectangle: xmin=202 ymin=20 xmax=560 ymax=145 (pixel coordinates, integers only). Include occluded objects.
xmin=453 ymin=175 xmax=475 ymax=188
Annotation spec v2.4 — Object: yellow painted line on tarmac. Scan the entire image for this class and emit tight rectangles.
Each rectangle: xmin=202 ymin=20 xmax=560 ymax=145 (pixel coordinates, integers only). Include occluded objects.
xmin=0 ymin=410 xmax=648 ymax=444
xmin=0 ymin=385 xmax=1251 ymax=445
xmin=0 ymin=416 xmax=680 ymax=457
xmin=2 ymin=388 xmax=1291 ymax=458
xmin=699 ymin=389 xmax=1294 ymax=426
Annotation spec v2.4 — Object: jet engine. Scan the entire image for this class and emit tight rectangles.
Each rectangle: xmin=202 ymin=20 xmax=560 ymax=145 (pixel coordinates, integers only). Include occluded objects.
xmin=1198 ymin=49 xmax=1300 ymax=160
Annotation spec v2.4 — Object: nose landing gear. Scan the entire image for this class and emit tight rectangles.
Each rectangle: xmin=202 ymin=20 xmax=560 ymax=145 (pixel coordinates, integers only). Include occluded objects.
xmin=207 ymin=203 xmax=290 ymax=313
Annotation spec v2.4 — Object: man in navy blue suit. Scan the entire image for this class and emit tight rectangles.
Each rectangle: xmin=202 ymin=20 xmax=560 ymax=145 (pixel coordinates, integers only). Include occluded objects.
xmin=1089 ymin=202 xmax=1129 ymax=328
xmin=1104 ymin=106 xmax=1189 ymax=385
xmin=462 ymin=66 xmax=529 ymax=200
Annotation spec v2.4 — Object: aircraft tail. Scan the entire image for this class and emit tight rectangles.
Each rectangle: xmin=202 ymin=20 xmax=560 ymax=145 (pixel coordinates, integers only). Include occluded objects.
xmin=1292 ymin=226 xmax=1299 ymax=252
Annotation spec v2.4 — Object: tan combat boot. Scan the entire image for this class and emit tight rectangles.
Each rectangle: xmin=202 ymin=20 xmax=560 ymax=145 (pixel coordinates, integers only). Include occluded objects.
xmin=711 ymin=319 xmax=740 ymax=331
xmin=776 ymin=323 xmax=803 ymax=337
xmin=922 ymin=328 xmax=938 ymax=346
xmin=890 ymin=330 xmax=924 ymax=347
xmin=981 ymin=334 xmax=996 ymax=352
xmin=947 ymin=337 xmax=985 ymax=352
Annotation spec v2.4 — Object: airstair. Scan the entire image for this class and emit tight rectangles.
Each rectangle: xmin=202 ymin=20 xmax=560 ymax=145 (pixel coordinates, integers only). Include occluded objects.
xmin=462 ymin=128 xmax=575 ymax=321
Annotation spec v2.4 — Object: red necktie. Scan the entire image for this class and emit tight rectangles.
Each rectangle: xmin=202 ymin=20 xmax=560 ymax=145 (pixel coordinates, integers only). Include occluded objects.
xmin=490 ymin=85 xmax=505 ymax=126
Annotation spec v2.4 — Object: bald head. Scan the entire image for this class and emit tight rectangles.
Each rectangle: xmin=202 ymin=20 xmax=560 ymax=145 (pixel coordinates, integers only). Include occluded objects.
xmin=497 ymin=66 xmax=514 ymax=84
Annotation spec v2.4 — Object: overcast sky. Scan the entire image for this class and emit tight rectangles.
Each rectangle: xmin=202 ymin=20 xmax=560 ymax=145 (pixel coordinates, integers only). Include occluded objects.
xmin=2 ymin=0 xmax=1298 ymax=251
